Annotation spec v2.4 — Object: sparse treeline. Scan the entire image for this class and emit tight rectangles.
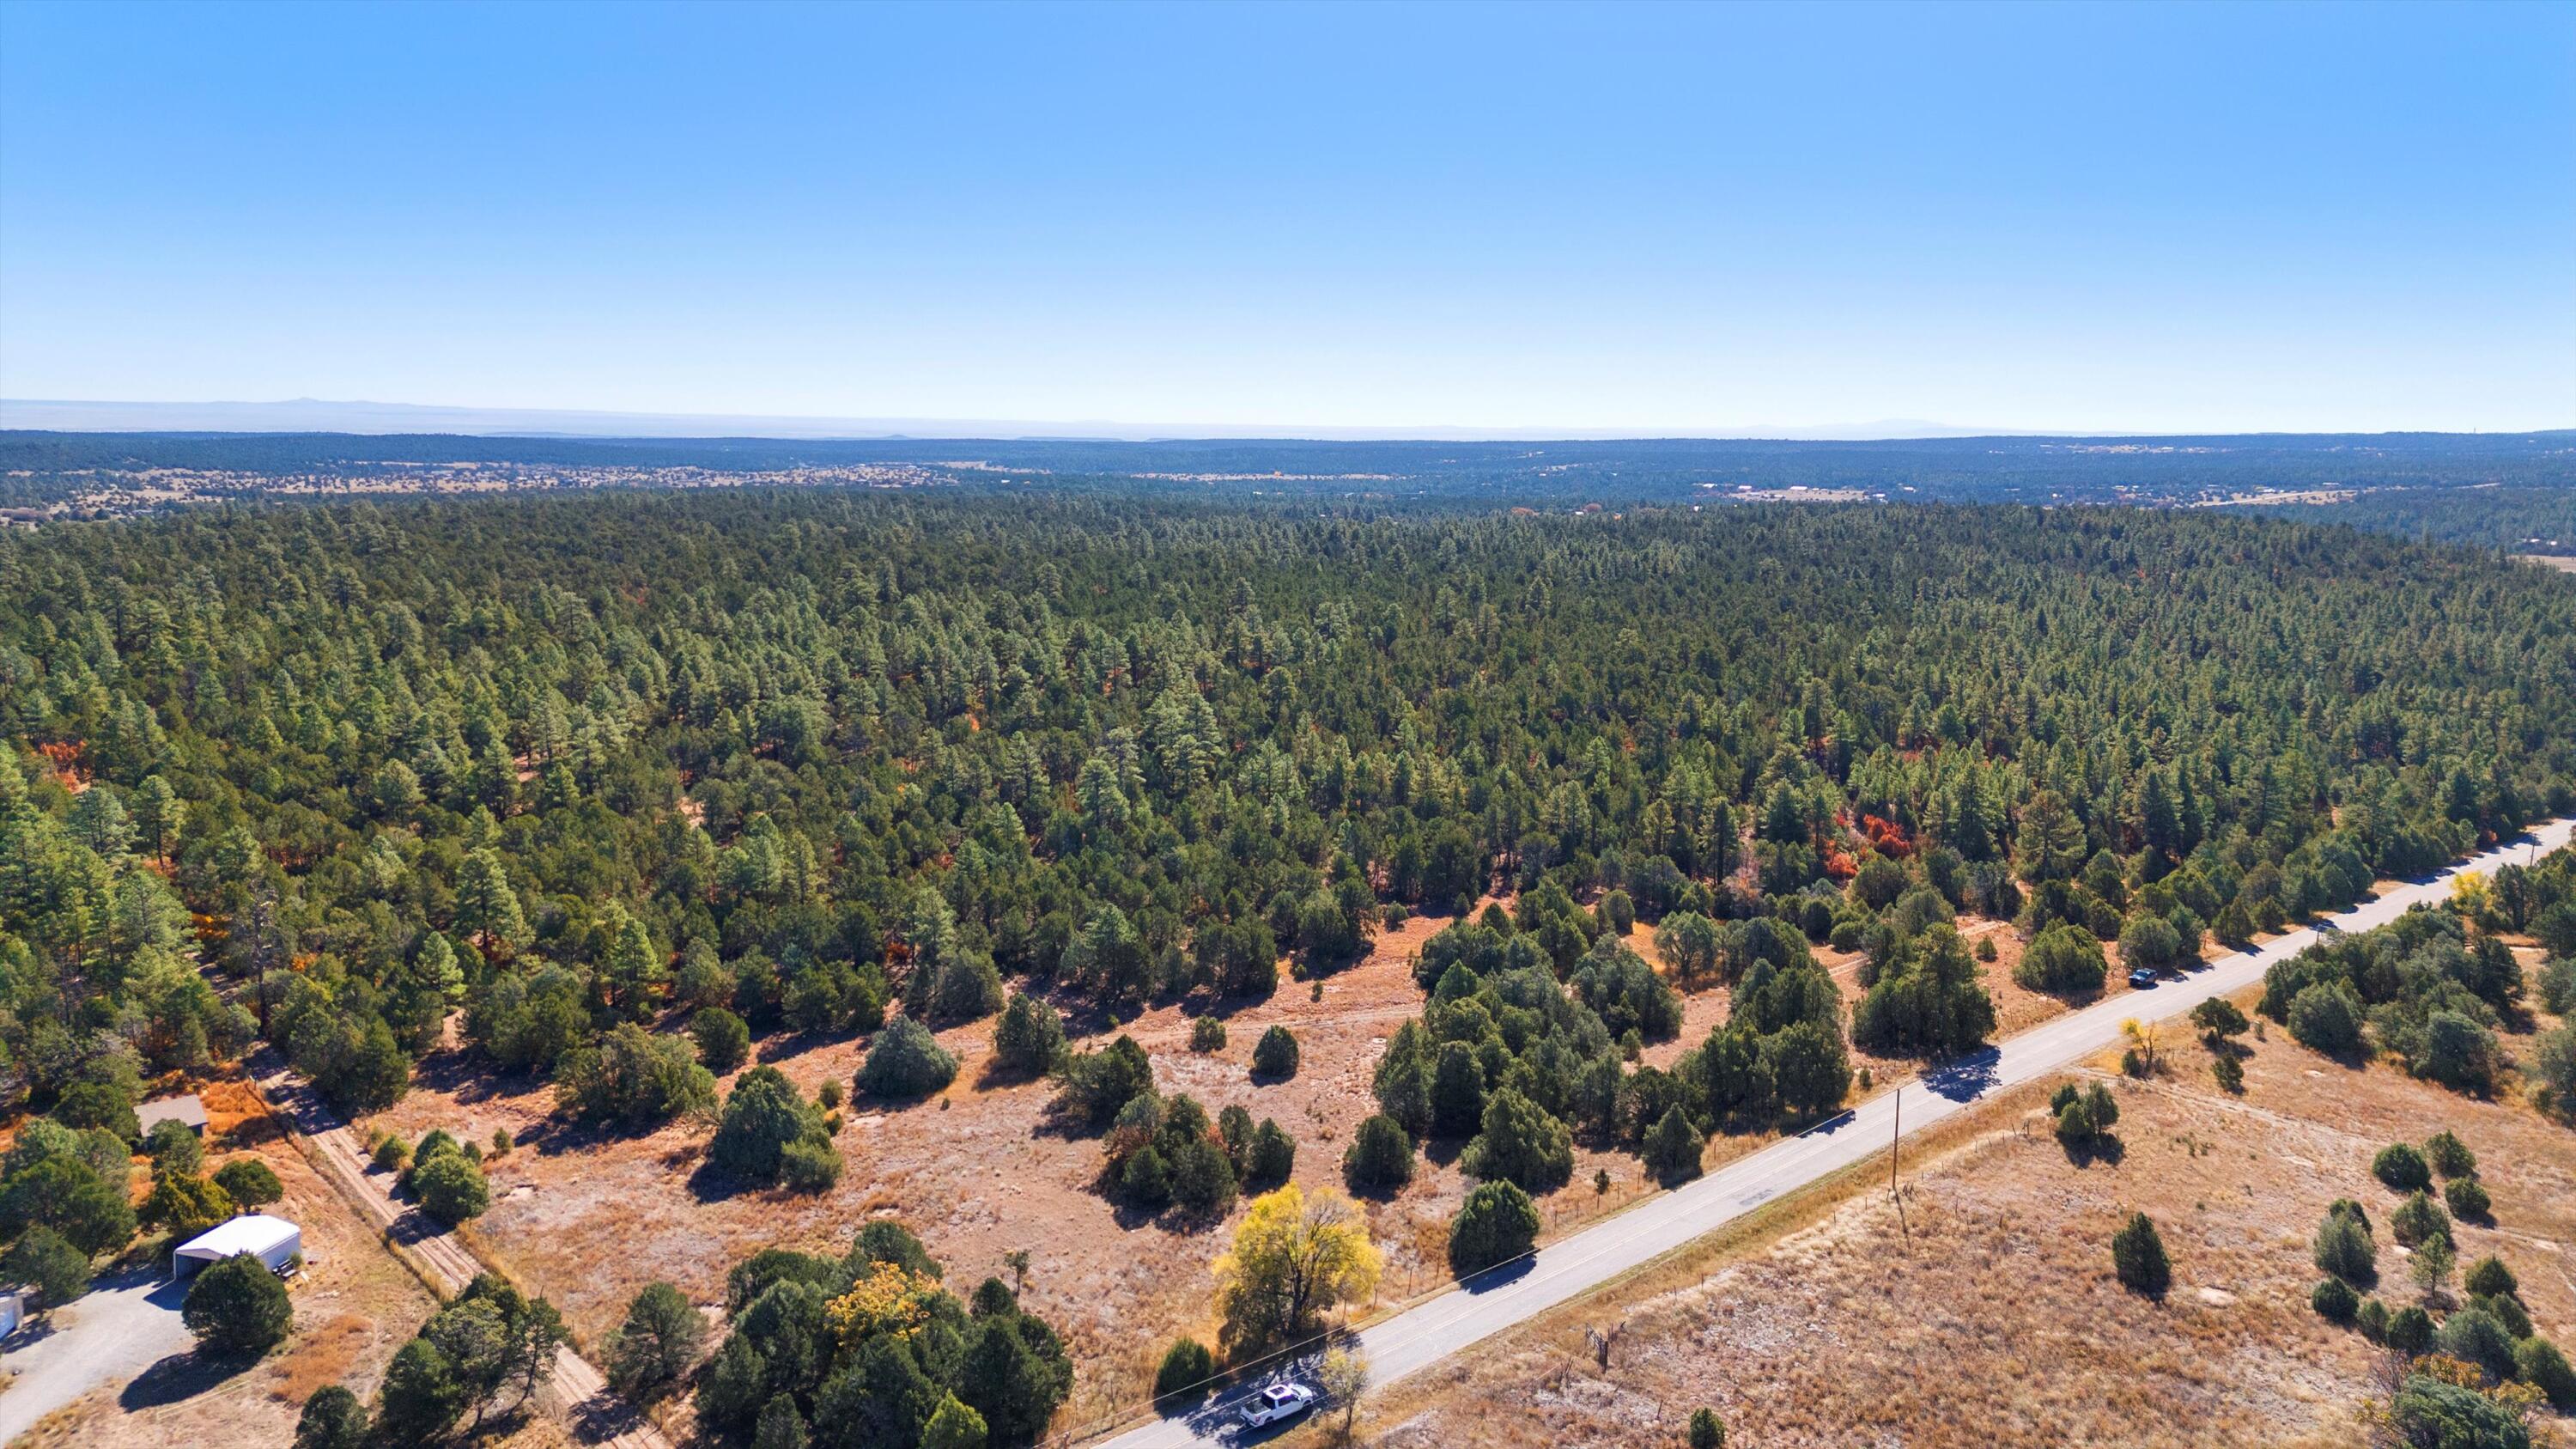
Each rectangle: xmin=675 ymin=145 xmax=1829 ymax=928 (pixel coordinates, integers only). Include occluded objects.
xmin=1 ymin=491 xmax=2571 ymax=1148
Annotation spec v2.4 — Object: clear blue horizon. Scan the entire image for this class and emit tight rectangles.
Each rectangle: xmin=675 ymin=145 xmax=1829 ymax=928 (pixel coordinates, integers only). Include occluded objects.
xmin=2 ymin=1 xmax=2569 ymax=435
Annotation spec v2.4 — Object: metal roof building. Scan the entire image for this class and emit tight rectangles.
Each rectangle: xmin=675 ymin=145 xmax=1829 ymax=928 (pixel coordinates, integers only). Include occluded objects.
xmin=170 ymin=1215 xmax=301 ymax=1281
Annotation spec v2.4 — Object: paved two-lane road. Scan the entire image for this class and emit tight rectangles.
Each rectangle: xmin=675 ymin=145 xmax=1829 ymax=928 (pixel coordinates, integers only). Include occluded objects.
xmin=1103 ymin=820 xmax=2572 ymax=1448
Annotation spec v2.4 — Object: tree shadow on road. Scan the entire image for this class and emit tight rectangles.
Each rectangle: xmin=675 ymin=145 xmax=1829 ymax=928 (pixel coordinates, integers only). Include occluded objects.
xmin=1923 ymin=1047 xmax=2002 ymax=1103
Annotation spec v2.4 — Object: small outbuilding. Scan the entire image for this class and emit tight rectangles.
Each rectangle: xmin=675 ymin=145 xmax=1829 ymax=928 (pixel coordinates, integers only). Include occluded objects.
xmin=170 ymin=1214 xmax=301 ymax=1282
xmin=136 ymin=1094 xmax=209 ymax=1138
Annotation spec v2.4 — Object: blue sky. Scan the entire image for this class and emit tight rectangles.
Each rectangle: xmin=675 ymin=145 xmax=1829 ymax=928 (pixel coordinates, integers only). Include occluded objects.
xmin=2 ymin=1 xmax=2569 ymax=435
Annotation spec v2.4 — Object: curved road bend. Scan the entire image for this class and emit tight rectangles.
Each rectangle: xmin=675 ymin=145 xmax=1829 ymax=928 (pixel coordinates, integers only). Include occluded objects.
xmin=1100 ymin=819 xmax=2573 ymax=1449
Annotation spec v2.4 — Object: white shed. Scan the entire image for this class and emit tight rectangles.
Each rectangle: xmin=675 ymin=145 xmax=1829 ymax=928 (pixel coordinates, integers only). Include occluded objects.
xmin=170 ymin=1214 xmax=301 ymax=1281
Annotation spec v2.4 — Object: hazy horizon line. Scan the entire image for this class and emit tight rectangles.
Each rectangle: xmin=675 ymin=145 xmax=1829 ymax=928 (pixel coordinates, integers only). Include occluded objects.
xmin=10 ymin=396 xmax=2565 ymax=445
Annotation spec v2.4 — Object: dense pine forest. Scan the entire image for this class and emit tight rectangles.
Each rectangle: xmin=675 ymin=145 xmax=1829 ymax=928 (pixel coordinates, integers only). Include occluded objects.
xmin=3 ymin=490 xmax=2573 ymax=1146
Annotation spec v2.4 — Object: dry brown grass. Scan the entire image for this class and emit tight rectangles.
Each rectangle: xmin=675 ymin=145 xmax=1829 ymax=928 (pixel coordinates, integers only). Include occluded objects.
xmin=1358 ymin=971 xmax=2576 ymax=1449
xmin=360 ymin=906 xmax=1779 ymax=1428
xmin=363 ymin=911 xmax=1538 ymax=1428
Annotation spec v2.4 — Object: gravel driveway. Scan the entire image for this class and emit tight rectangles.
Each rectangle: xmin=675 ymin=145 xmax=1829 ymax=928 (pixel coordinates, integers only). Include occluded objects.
xmin=0 ymin=1267 xmax=193 ymax=1445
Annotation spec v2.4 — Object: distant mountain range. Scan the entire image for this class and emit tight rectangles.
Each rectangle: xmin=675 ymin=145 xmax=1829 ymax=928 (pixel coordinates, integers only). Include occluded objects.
xmin=0 ymin=396 xmax=2053 ymax=442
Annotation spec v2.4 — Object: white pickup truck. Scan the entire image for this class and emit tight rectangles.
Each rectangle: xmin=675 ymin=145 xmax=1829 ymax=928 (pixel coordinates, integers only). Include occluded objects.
xmin=1238 ymin=1381 xmax=1317 ymax=1428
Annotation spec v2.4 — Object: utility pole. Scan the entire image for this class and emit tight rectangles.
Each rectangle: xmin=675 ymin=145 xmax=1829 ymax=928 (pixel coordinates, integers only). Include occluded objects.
xmin=1890 ymin=1085 xmax=1908 ymax=1242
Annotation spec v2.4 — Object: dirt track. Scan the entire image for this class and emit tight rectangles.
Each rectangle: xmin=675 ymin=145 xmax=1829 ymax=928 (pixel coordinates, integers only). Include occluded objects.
xmin=249 ymin=1050 xmax=671 ymax=1449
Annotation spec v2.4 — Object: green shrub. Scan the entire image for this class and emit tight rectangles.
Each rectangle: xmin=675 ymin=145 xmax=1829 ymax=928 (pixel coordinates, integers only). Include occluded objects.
xmin=2539 ymin=956 xmax=2576 ymax=1016
xmin=2517 ymin=1336 xmax=2576 ymax=1412
xmin=1251 ymin=1026 xmax=1300 ymax=1079
xmin=780 ymin=1138 xmax=842 ymax=1193
xmin=1343 ymin=1114 xmax=1415 ymax=1195
xmin=921 ymin=1394 xmax=986 ymax=1449
xmin=756 ymin=1396 xmax=810 ymax=1449
xmin=142 ymin=1172 xmax=235 ymax=1239
xmin=372 ymin=1135 xmax=411 ymax=1172
xmin=1154 ymin=1336 xmax=1217 ymax=1403
xmin=2111 ymin=1211 xmax=2169 ymax=1294
xmin=2444 ymin=1176 xmax=2491 ymax=1221
xmin=213 ymin=1158 xmax=284 ymax=1207
xmin=857 ymin=1017 xmax=957 ymax=1099
xmin=0 ymin=1157 xmax=137 ymax=1257
xmin=2287 ymin=983 xmax=2366 ymax=1056
xmin=1190 ymin=1016 xmax=1228 ymax=1053
xmin=2422 ymin=1129 xmax=2476 ymax=1179
xmin=182 ymin=1252 xmax=293 ymax=1355
xmin=2389 ymin=1372 xmax=2530 ymax=1445
xmin=2 ymin=1226 xmax=91 ymax=1307
xmin=145 ymin=1119 xmax=204 ymax=1178
xmin=2372 ymin=1142 xmax=2432 ymax=1193
xmin=411 ymin=1151 xmax=490 ymax=1225
xmin=2052 ymin=1081 xmax=2121 ymax=1148
xmin=378 ymin=1336 xmax=465 ymax=1440
xmin=293 ymin=1384 xmax=369 ymax=1449
xmin=693 ymin=1008 xmax=751 ymax=1075
xmin=605 ymin=1281 xmax=705 ymax=1397
xmin=2313 ymin=1204 xmax=2379 ymax=1286
xmin=52 ymin=1082 xmax=139 ymax=1143
xmin=1643 ymin=1105 xmax=1705 ymax=1184
xmin=1463 ymin=1089 xmax=1574 ymax=1192
xmin=2431 ymin=1306 xmax=2518 ymax=1383
xmin=1055 ymin=1035 xmax=1154 ymax=1127
xmin=993 ymin=993 xmax=1068 ymax=1077
xmin=1246 ymin=1119 xmax=1296 ymax=1189
xmin=709 ymin=1067 xmax=824 ymax=1184
xmin=2387 ymin=1305 xmax=2433 ymax=1355
xmin=553 ymin=1021 xmax=717 ymax=1127
xmin=1449 ymin=1179 xmax=1541 ymax=1276
xmin=2355 ymin=1296 xmax=2391 ymax=1342
xmin=1688 ymin=1407 xmax=1727 ymax=1449
xmin=2311 ymin=1276 xmax=2359 ymax=1322
xmin=2390 ymin=1190 xmax=2451 ymax=1247
xmin=2464 ymin=1256 xmax=2518 ymax=1300
xmin=2015 ymin=923 xmax=2107 ymax=995
xmin=2211 ymin=1055 xmax=2244 ymax=1093
xmin=2190 ymin=996 xmax=2251 ymax=1041
xmin=2472 ymin=1291 xmax=2532 ymax=1342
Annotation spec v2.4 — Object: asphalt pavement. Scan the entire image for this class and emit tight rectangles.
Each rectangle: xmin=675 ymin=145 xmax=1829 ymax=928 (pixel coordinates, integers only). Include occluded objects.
xmin=1097 ymin=819 xmax=2573 ymax=1449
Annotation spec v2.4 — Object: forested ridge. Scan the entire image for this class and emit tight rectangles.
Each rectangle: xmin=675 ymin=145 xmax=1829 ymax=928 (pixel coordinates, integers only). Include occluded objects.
xmin=3 ymin=490 xmax=2573 ymax=1152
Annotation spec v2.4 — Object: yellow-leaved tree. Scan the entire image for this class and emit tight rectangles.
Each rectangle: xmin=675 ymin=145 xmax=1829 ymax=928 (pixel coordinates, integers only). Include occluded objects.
xmin=2451 ymin=869 xmax=2494 ymax=926
xmin=1212 ymin=1184 xmax=1382 ymax=1354
xmin=824 ymin=1264 xmax=944 ymax=1349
